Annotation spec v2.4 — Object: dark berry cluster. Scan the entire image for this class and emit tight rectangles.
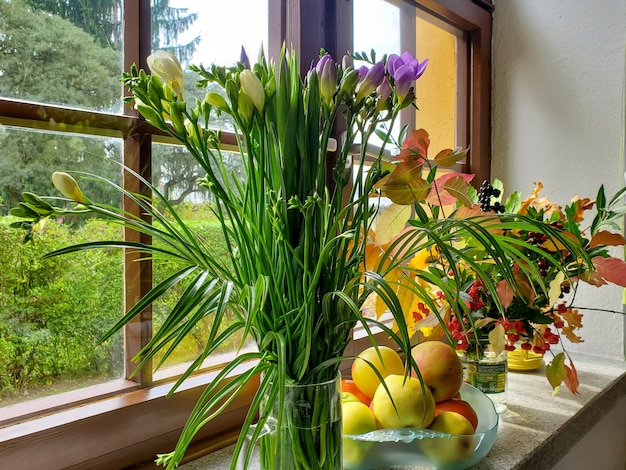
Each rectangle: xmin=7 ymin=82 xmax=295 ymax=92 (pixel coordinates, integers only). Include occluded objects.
xmin=478 ymin=180 xmax=504 ymax=213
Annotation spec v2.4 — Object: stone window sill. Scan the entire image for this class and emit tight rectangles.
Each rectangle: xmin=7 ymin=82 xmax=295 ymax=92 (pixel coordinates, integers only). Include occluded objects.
xmin=179 ymin=352 xmax=626 ymax=469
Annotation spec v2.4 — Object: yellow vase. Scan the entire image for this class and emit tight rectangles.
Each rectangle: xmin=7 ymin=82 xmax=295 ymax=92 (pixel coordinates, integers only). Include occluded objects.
xmin=508 ymin=348 xmax=544 ymax=371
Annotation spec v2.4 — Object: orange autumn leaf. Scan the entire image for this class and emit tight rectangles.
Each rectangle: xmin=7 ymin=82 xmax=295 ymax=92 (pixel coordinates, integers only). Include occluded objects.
xmin=561 ymin=326 xmax=584 ymax=343
xmin=399 ymin=128 xmax=430 ymax=161
xmin=589 ymin=231 xmax=626 ymax=248
xmin=519 ymin=182 xmax=544 ymax=215
xmin=531 ymin=197 xmax=563 ymax=218
xmin=564 ymin=361 xmax=580 ymax=395
xmin=570 ymin=196 xmax=595 ymax=223
xmin=561 ymin=307 xmax=583 ymax=329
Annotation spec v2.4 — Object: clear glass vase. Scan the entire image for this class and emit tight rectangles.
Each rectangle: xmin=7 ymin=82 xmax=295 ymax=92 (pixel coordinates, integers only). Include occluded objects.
xmin=459 ymin=343 xmax=508 ymax=414
xmin=238 ymin=373 xmax=343 ymax=469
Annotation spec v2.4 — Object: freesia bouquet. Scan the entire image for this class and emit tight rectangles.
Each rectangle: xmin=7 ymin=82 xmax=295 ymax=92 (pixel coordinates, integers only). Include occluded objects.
xmin=10 ymin=45 xmax=602 ymax=469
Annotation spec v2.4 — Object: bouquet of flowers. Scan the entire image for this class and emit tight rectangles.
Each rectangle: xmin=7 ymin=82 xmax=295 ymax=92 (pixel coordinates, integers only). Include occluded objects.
xmin=403 ymin=179 xmax=626 ymax=395
xmin=9 ymin=45 xmax=608 ymax=468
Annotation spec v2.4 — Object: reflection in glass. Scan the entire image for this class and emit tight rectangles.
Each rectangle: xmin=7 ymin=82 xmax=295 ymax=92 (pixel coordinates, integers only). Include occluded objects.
xmin=0 ymin=126 xmax=124 ymax=407
xmin=0 ymin=0 xmax=123 ymax=112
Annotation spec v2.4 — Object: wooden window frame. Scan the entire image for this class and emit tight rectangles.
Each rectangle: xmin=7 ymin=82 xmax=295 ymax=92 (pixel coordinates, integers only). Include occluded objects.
xmin=0 ymin=1 xmax=492 ymax=467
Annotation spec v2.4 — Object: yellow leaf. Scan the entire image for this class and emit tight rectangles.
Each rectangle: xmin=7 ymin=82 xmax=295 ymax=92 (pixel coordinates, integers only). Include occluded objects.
xmin=374 ymin=204 xmax=411 ymax=245
xmin=547 ymin=272 xmax=565 ymax=308
xmin=433 ymin=147 xmax=468 ymax=167
xmin=488 ymin=323 xmax=506 ymax=355
xmin=546 ymin=352 xmax=568 ymax=396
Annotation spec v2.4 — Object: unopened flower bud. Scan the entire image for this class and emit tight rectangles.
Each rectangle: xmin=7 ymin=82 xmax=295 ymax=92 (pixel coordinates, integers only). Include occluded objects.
xmin=205 ymin=92 xmax=229 ymax=111
xmin=147 ymin=50 xmax=184 ymax=98
xmin=52 ymin=172 xmax=90 ymax=204
xmin=239 ymin=69 xmax=265 ymax=113
xmin=356 ymin=62 xmax=385 ymax=102
xmin=315 ymin=53 xmax=338 ymax=106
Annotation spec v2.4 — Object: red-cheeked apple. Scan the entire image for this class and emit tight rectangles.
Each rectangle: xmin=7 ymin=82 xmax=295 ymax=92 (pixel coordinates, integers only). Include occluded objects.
xmin=410 ymin=341 xmax=464 ymax=402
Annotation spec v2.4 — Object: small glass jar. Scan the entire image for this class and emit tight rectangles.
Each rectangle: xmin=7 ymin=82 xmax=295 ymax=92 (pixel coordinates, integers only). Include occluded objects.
xmin=459 ymin=343 xmax=508 ymax=414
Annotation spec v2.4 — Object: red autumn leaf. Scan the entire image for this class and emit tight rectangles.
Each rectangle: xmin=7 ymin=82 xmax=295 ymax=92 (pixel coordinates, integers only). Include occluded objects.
xmin=564 ymin=361 xmax=580 ymax=395
xmin=399 ymin=129 xmax=430 ymax=161
xmin=589 ymin=231 xmax=626 ymax=248
xmin=496 ymin=279 xmax=515 ymax=310
xmin=590 ymin=256 xmax=626 ymax=287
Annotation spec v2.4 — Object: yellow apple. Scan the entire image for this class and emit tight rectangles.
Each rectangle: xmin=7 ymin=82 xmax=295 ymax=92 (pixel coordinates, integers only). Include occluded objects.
xmin=342 ymin=392 xmax=361 ymax=403
xmin=370 ymin=374 xmax=436 ymax=429
xmin=342 ymin=400 xmax=377 ymax=468
xmin=410 ymin=341 xmax=464 ymax=402
xmin=428 ymin=411 xmax=474 ymax=435
xmin=351 ymin=346 xmax=405 ymax=399
xmin=423 ymin=411 xmax=476 ymax=464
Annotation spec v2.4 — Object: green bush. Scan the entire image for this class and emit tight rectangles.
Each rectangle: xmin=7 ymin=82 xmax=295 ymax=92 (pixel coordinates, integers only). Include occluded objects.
xmin=0 ymin=206 xmax=236 ymax=401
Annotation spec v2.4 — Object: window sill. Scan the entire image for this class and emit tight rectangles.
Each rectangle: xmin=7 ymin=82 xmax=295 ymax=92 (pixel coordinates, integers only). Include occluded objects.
xmin=0 ymin=362 xmax=259 ymax=470
xmin=179 ymin=352 xmax=626 ymax=469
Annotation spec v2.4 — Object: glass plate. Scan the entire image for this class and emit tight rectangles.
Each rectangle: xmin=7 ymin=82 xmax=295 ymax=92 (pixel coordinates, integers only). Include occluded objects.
xmin=342 ymin=383 xmax=499 ymax=469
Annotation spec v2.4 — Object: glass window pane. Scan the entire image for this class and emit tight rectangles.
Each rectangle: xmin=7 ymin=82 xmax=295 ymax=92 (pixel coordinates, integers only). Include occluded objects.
xmin=154 ymin=1 xmax=269 ymax=130
xmin=0 ymin=127 xmax=124 ymax=407
xmin=151 ymin=143 xmax=252 ymax=374
xmin=414 ymin=14 xmax=459 ymax=152
xmin=0 ymin=0 xmax=124 ymax=112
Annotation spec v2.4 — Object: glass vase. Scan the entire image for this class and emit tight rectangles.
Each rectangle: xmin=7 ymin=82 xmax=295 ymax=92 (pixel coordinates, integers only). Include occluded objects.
xmin=239 ymin=373 xmax=343 ymax=470
xmin=459 ymin=343 xmax=508 ymax=414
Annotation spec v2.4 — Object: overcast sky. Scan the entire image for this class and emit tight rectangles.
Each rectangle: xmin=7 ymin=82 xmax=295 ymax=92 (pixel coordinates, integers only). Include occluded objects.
xmin=169 ymin=0 xmax=403 ymax=68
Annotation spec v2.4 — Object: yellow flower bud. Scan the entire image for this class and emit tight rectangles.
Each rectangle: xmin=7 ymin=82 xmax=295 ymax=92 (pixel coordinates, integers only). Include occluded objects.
xmin=147 ymin=50 xmax=184 ymax=98
xmin=51 ymin=172 xmax=90 ymax=204
xmin=239 ymin=69 xmax=265 ymax=113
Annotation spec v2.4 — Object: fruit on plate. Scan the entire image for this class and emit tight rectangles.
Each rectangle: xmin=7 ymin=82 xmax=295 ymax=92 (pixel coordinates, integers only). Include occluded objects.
xmin=341 ymin=378 xmax=371 ymax=405
xmin=370 ymin=374 xmax=435 ymax=429
xmin=429 ymin=411 xmax=475 ymax=435
xmin=342 ymin=392 xmax=362 ymax=404
xmin=410 ymin=341 xmax=464 ymax=402
xmin=342 ymin=400 xmax=378 ymax=468
xmin=351 ymin=346 xmax=405 ymax=399
xmin=434 ymin=398 xmax=479 ymax=431
xmin=422 ymin=411 xmax=476 ymax=464
xmin=342 ymin=401 xmax=378 ymax=435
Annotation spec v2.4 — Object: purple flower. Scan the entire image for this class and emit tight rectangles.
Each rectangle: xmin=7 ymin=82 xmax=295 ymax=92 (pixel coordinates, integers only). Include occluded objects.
xmin=356 ymin=61 xmax=385 ymax=101
xmin=315 ymin=53 xmax=338 ymax=105
xmin=240 ymin=46 xmax=250 ymax=69
xmin=387 ymin=52 xmax=428 ymax=100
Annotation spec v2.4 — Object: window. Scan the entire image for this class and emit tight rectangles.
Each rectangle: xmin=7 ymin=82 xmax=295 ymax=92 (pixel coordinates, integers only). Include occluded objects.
xmin=0 ymin=1 xmax=492 ymax=467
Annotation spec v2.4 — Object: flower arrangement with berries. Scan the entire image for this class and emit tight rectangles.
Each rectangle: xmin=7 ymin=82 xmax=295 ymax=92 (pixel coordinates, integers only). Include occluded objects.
xmin=437 ymin=180 xmax=626 ymax=394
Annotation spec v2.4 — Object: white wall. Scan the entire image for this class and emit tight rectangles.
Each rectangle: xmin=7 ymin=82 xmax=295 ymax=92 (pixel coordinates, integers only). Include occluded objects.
xmin=491 ymin=0 xmax=626 ymax=359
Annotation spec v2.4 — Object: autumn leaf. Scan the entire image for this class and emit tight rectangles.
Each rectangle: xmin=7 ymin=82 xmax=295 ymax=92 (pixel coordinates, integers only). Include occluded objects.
xmin=384 ymin=160 xmax=424 ymax=186
xmin=399 ymin=128 xmax=430 ymax=161
xmin=519 ymin=182 xmax=544 ymax=215
xmin=383 ymin=177 xmax=431 ymax=205
xmin=546 ymin=352 xmax=568 ymax=396
xmin=590 ymin=256 xmax=626 ymax=287
xmin=488 ymin=323 xmax=506 ymax=355
xmin=374 ymin=204 xmax=412 ymax=245
xmin=589 ymin=231 xmax=626 ymax=248
xmin=426 ymin=172 xmax=474 ymax=206
xmin=570 ymin=196 xmax=595 ymax=223
xmin=474 ymin=317 xmax=497 ymax=328
xmin=547 ymin=272 xmax=566 ymax=308
xmin=564 ymin=361 xmax=580 ymax=395
xmin=433 ymin=147 xmax=468 ymax=168
xmin=495 ymin=279 xmax=515 ymax=310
